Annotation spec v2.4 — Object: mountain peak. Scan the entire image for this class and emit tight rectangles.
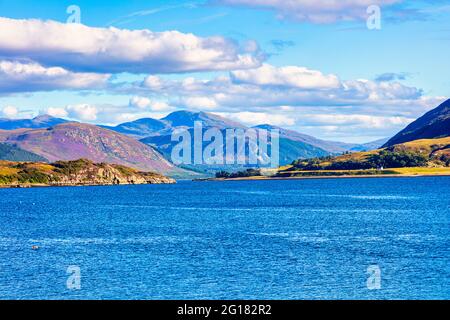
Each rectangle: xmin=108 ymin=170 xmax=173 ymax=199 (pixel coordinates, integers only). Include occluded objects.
xmin=162 ymin=110 xmax=246 ymax=129
xmin=0 ymin=114 xmax=68 ymax=130
xmin=384 ymin=99 xmax=450 ymax=147
xmin=33 ymin=114 xmax=55 ymax=121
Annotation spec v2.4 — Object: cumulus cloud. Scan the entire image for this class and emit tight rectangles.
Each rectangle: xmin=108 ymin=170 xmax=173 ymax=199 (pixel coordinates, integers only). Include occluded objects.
xmin=1 ymin=105 xmax=18 ymax=118
xmin=299 ymin=114 xmax=413 ymax=128
xmin=231 ymin=63 xmax=340 ymax=89
xmin=375 ymin=72 xmax=409 ymax=82
xmin=66 ymin=104 xmax=98 ymax=121
xmin=222 ymin=111 xmax=295 ymax=126
xmin=181 ymin=96 xmax=218 ymax=110
xmin=129 ymin=96 xmax=152 ymax=109
xmin=213 ymin=0 xmax=401 ymax=23
xmin=0 ymin=60 xmax=109 ymax=93
xmin=132 ymin=62 xmax=446 ymax=140
xmin=43 ymin=101 xmax=174 ymax=125
xmin=129 ymin=96 xmax=172 ymax=111
xmin=150 ymin=101 xmax=172 ymax=112
xmin=46 ymin=107 xmax=69 ymax=118
xmin=138 ymin=64 xmax=426 ymax=114
xmin=0 ymin=17 xmax=262 ymax=74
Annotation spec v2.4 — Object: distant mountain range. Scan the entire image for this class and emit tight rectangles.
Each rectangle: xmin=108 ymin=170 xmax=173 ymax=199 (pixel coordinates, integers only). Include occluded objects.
xmin=0 ymin=110 xmax=393 ymax=175
xmin=252 ymin=124 xmax=386 ymax=153
xmin=384 ymin=99 xmax=450 ymax=147
xmin=0 ymin=98 xmax=444 ymax=177
xmin=103 ymin=111 xmax=246 ymax=139
xmin=0 ymin=115 xmax=68 ymax=130
xmin=106 ymin=111 xmax=386 ymax=168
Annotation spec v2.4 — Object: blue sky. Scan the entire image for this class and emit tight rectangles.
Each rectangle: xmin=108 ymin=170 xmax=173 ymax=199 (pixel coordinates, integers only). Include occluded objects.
xmin=0 ymin=0 xmax=449 ymax=142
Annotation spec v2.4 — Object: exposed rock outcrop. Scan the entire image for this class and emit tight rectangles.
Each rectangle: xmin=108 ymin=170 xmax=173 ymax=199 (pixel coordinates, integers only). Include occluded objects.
xmin=0 ymin=159 xmax=175 ymax=187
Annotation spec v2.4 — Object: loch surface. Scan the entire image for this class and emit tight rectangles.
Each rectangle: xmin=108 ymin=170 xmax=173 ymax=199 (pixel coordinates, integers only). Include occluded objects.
xmin=0 ymin=177 xmax=449 ymax=299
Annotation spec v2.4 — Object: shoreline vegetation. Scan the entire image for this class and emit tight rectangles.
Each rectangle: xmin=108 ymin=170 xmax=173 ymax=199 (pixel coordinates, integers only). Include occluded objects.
xmin=211 ymin=137 xmax=450 ymax=181
xmin=0 ymin=159 xmax=175 ymax=188
xmin=210 ymin=167 xmax=450 ymax=181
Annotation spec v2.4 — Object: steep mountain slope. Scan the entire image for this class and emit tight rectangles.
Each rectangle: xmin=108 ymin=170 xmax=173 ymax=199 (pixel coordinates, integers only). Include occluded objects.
xmin=0 ymin=115 xmax=68 ymax=130
xmin=142 ymin=127 xmax=330 ymax=167
xmin=0 ymin=143 xmax=48 ymax=162
xmin=0 ymin=123 xmax=177 ymax=174
xmin=384 ymin=99 xmax=450 ymax=147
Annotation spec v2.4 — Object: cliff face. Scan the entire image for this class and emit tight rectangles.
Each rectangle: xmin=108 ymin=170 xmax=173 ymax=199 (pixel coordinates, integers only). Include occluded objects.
xmin=0 ymin=159 xmax=175 ymax=187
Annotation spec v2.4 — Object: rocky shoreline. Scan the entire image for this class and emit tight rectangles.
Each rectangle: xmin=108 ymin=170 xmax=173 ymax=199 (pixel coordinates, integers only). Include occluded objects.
xmin=0 ymin=159 xmax=176 ymax=188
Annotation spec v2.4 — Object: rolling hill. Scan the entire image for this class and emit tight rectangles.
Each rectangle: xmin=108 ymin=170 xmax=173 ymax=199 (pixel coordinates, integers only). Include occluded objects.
xmin=290 ymin=137 xmax=450 ymax=171
xmin=0 ymin=123 xmax=178 ymax=175
xmin=384 ymin=99 xmax=450 ymax=147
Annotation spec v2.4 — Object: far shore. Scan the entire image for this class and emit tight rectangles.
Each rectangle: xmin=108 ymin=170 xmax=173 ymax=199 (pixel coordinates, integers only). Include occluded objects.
xmin=205 ymin=173 xmax=450 ymax=182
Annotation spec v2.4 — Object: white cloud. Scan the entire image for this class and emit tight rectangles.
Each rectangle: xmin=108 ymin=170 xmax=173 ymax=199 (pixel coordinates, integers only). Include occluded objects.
xmin=46 ymin=107 xmax=69 ymax=118
xmin=66 ymin=104 xmax=98 ymax=121
xmin=182 ymin=96 xmax=218 ymax=110
xmin=214 ymin=0 xmax=401 ymax=23
xmin=143 ymin=76 xmax=164 ymax=90
xmin=0 ymin=17 xmax=262 ymax=74
xmin=231 ymin=63 xmax=340 ymax=89
xmin=129 ymin=96 xmax=172 ymax=111
xmin=137 ymin=64 xmax=428 ymax=116
xmin=43 ymin=102 xmax=173 ymax=125
xmin=131 ymin=63 xmax=446 ymax=140
xmin=150 ymin=101 xmax=172 ymax=112
xmin=0 ymin=60 xmax=109 ymax=93
xmin=129 ymin=96 xmax=152 ymax=109
xmin=1 ymin=105 xmax=18 ymax=118
xmin=223 ymin=111 xmax=295 ymax=126
xmin=299 ymin=114 xmax=413 ymax=129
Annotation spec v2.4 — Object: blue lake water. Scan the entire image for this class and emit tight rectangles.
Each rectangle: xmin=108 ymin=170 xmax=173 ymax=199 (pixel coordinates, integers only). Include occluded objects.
xmin=0 ymin=177 xmax=449 ymax=300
